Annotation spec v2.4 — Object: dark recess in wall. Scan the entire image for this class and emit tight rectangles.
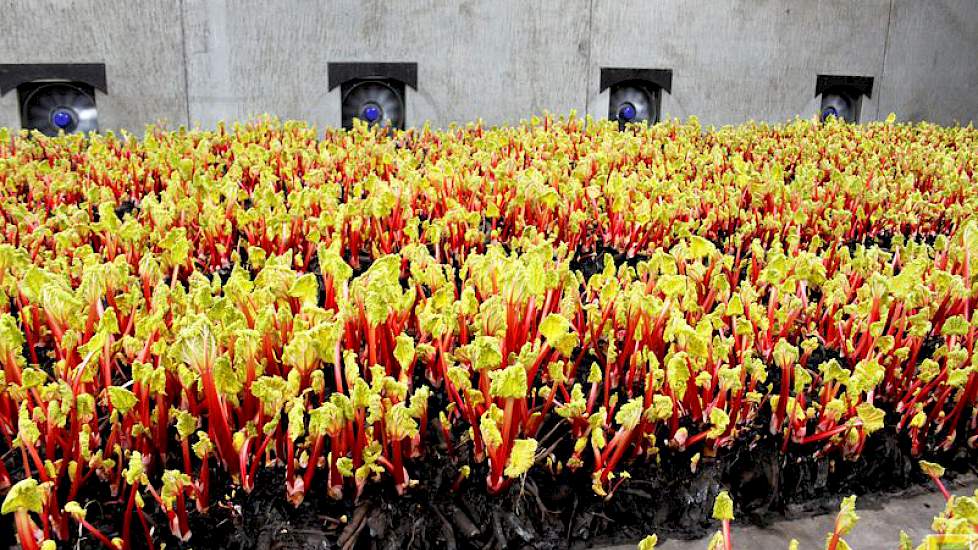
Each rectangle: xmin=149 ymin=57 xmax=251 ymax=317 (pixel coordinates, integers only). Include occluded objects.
xmin=328 ymin=62 xmax=418 ymax=91
xmin=0 ymin=63 xmax=107 ymax=95
xmin=600 ymin=68 xmax=673 ymax=94
xmin=815 ymin=75 xmax=874 ymax=98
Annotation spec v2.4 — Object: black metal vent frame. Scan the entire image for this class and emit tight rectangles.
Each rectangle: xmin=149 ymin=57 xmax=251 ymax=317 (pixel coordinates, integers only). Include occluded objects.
xmin=330 ymin=62 xmax=416 ymax=131
xmin=607 ymin=80 xmax=663 ymax=127
xmin=600 ymin=68 xmax=673 ymax=94
xmin=0 ymin=63 xmax=107 ymax=96
xmin=340 ymin=79 xmax=407 ymax=130
xmin=17 ymin=80 xmax=99 ymax=133
xmin=815 ymin=74 xmax=874 ymax=99
xmin=328 ymin=62 xmax=417 ymax=91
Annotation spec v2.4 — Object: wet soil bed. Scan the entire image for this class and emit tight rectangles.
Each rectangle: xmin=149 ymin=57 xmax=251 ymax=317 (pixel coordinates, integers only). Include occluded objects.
xmin=3 ymin=401 xmax=974 ymax=550
xmin=2 ymin=240 xmax=972 ymax=549
xmin=570 ymin=245 xmax=650 ymax=282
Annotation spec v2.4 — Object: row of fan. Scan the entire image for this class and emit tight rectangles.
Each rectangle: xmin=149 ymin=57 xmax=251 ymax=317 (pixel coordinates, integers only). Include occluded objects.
xmin=14 ymin=77 xmax=859 ymax=137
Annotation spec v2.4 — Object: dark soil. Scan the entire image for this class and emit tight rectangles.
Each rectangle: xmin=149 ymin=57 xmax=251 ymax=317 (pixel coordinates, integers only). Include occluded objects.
xmin=5 ymin=242 xmax=975 ymax=550
xmin=843 ymin=230 xmax=938 ymax=255
xmin=570 ymin=245 xmax=650 ymax=282
xmin=115 ymin=199 xmax=140 ymax=220
xmin=32 ymin=395 xmax=974 ymax=550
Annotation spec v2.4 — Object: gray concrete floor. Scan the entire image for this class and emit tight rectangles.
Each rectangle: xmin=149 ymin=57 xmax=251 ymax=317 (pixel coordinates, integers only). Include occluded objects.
xmin=601 ymin=476 xmax=978 ymax=550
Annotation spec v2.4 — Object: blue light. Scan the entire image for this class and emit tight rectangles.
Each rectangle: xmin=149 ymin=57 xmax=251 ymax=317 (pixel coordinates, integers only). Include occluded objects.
xmin=52 ymin=109 xmax=73 ymax=129
xmin=821 ymin=106 xmax=839 ymax=121
xmin=618 ymin=103 xmax=637 ymax=121
xmin=362 ymin=104 xmax=381 ymax=123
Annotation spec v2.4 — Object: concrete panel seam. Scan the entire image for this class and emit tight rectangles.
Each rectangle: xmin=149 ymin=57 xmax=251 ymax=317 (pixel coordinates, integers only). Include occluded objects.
xmin=876 ymin=0 xmax=895 ymax=120
xmin=179 ymin=0 xmax=191 ymax=127
xmin=583 ymin=0 xmax=595 ymax=118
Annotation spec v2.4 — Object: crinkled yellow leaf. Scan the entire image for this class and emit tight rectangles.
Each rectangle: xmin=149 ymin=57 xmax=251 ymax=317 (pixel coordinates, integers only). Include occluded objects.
xmin=504 ymin=438 xmax=537 ymax=478
xmin=107 ymin=386 xmax=138 ymax=414
xmin=919 ymin=460 xmax=945 ymax=478
xmin=637 ymin=534 xmax=658 ymax=550
xmin=1 ymin=478 xmax=44 ymax=515
xmin=615 ymin=398 xmax=645 ymax=431
xmin=489 ymin=363 xmax=527 ymax=399
xmin=712 ymin=490 xmax=734 ymax=521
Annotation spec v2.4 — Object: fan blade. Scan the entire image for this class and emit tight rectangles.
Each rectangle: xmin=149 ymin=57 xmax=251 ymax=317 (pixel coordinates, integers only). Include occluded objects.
xmin=376 ymin=90 xmax=403 ymax=126
xmin=609 ymin=85 xmax=655 ymax=124
xmin=74 ymin=106 xmax=99 ymax=133
xmin=342 ymin=81 xmax=405 ymax=129
xmin=22 ymin=83 xmax=98 ymax=135
xmin=57 ymin=91 xmax=74 ymax=108
xmin=65 ymin=89 xmax=97 ymax=132
xmin=821 ymin=94 xmax=853 ymax=122
xmin=29 ymin=105 xmax=51 ymax=119
xmin=35 ymin=92 xmax=60 ymax=110
xmin=341 ymin=89 xmax=371 ymax=120
xmin=26 ymin=103 xmax=56 ymax=135
xmin=341 ymin=88 xmax=370 ymax=112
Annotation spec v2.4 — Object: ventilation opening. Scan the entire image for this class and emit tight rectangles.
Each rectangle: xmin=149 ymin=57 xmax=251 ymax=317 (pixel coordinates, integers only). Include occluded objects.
xmin=341 ymin=78 xmax=406 ymax=130
xmin=601 ymin=68 xmax=673 ymax=129
xmin=816 ymin=75 xmax=874 ymax=123
xmin=328 ymin=62 xmax=418 ymax=130
xmin=18 ymin=81 xmax=99 ymax=135
xmin=609 ymin=80 xmax=661 ymax=128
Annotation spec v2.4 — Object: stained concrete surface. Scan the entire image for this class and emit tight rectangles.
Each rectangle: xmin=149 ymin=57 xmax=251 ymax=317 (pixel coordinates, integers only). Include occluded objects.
xmin=180 ymin=0 xmax=591 ymax=130
xmin=0 ymin=0 xmax=189 ymax=132
xmin=2 ymin=0 xmax=977 ymax=131
xmin=601 ymin=475 xmax=978 ymax=550
xmin=588 ymin=0 xmax=891 ymax=126
xmin=876 ymin=1 xmax=978 ymax=125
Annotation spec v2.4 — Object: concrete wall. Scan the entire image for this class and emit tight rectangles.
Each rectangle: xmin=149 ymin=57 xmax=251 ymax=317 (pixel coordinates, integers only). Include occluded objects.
xmin=588 ymin=0 xmax=890 ymax=126
xmin=0 ymin=0 xmax=975 ymax=132
xmin=877 ymin=0 xmax=978 ymax=126
xmin=0 ymin=0 xmax=188 ymax=133
xmin=182 ymin=0 xmax=590 ymax=129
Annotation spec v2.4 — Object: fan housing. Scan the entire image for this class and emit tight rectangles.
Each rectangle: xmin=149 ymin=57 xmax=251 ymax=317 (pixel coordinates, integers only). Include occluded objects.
xmin=328 ymin=62 xmax=418 ymax=130
xmin=600 ymin=68 xmax=673 ymax=129
xmin=1 ymin=63 xmax=106 ymax=136
xmin=18 ymin=81 xmax=99 ymax=135
xmin=341 ymin=79 xmax=406 ymax=129
xmin=816 ymin=75 xmax=874 ymax=123
xmin=608 ymin=81 xmax=659 ymax=128
xmin=819 ymin=91 xmax=856 ymax=122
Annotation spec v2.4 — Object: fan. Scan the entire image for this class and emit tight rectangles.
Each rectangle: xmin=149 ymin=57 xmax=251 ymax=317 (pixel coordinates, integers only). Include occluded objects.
xmin=341 ymin=80 xmax=405 ymax=129
xmin=21 ymin=82 xmax=98 ymax=136
xmin=820 ymin=92 xmax=855 ymax=122
xmin=609 ymin=84 xmax=657 ymax=129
